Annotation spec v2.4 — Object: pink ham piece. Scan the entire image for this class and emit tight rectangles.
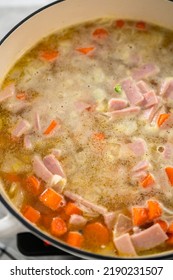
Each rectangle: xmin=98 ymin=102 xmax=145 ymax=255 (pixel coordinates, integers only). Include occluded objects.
xmin=33 ymin=155 xmax=53 ymax=182
xmin=142 ymin=90 xmax=158 ymax=108
xmin=108 ymin=98 xmax=128 ymax=111
xmin=142 ymin=97 xmax=162 ymax=122
xmin=132 ymin=160 xmax=149 ymax=172
xmin=133 ymin=170 xmax=147 ymax=180
xmin=131 ymin=224 xmax=168 ymax=251
xmin=43 ymin=154 xmax=65 ymax=178
xmin=24 ymin=135 xmax=33 ymax=150
xmin=128 ymin=138 xmax=147 ymax=157
xmin=121 ymin=77 xmax=144 ymax=105
xmin=11 ymin=119 xmax=31 ymax=138
xmin=34 ymin=112 xmax=41 ymax=132
xmin=107 ymin=106 xmax=140 ymax=120
xmin=137 ymin=80 xmax=151 ymax=94
xmin=114 ymin=214 xmax=133 ymax=235
xmin=132 ymin=63 xmax=160 ymax=81
xmin=160 ymin=78 xmax=173 ymax=99
xmin=104 ymin=212 xmax=116 ymax=230
xmin=163 ymin=143 xmax=173 ymax=160
xmin=51 ymin=149 xmax=62 ymax=158
xmin=69 ymin=214 xmax=87 ymax=228
xmin=64 ymin=191 xmax=108 ymax=215
xmin=0 ymin=83 xmax=15 ymax=102
xmin=114 ymin=233 xmax=137 ymax=256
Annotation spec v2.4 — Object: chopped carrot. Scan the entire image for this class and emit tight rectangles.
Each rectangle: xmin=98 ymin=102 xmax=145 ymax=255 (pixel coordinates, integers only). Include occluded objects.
xmin=5 ymin=173 xmax=22 ymax=183
xmin=93 ymin=132 xmax=105 ymax=141
xmin=26 ymin=175 xmax=40 ymax=194
xmin=155 ymin=220 xmax=168 ymax=232
xmin=40 ymin=50 xmax=59 ymax=62
xmin=39 ymin=188 xmax=64 ymax=211
xmin=132 ymin=207 xmax=149 ymax=226
xmin=43 ymin=120 xmax=58 ymax=135
xmin=165 ymin=167 xmax=173 ymax=186
xmin=66 ymin=231 xmax=84 ymax=248
xmin=147 ymin=200 xmax=162 ymax=220
xmin=76 ymin=47 xmax=95 ymax=55
xmin=140 ymin=173 xmax=155 ymax=188
xmin=167 ymin=222 xmax=173 ymax=234
xmin=116 ymin=20 xmax=125 ymax=28
xmin=83 ymin=222 xmax=109 ymax=246
xmin=16 ymin=92 xmax=27 ymax=100
xmin=157 ymin=113 xmax=170 ymax=127
xmin=92 ymin=28 xmax=108 ymax=39
xmin=64 ymin=202 xmax=82 ymax=216
xmin=166 ymin=234 xmax=173 ymax=245
xmin=51 ymin=217 xmax=67 ymax=236
xmin=136 ymin=21 xmax=146 ymax=30
xmin=23 ymin=205 xmax=41 ymax=223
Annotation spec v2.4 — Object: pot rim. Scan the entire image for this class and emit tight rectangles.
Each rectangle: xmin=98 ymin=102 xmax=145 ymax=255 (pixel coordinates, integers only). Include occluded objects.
xmin=0 ymin=0 xmax=173 ymax=260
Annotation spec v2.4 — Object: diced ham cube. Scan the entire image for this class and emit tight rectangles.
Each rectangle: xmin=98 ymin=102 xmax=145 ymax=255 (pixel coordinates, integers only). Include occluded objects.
xmin=114 ymin=214 xmax=133 ymax=235
xmin=107 ymin=106 xmax=140 ymax=120
xmin=133 ymin=170 xmax=148 ymax=180
xmin=132 ymin=63 xmax=160 ymax=81
xmin=132 ymin=160 xmax=149 ymax=172
xmin=104 ymin=212 xmax=116 ymax=230
xmin=143 ymin=90 xmax=158 ymax=108
xmin=34 ymin=112 xmax=41 ymax=132
xmin=43 ymin=154 xmax=65 ymax=178
xmin=0 ymin=83 xmax=15 ymax=102
xmin=128 ymin=138 xmax=147 ymax=157
xmin=69 ymin=214 xmax=87 ymax=228
xmin=64 ymin=191 xmax=108 ymax=215
xmin=24 ymin=135 xmax=33 ymax=150
xmin=113 ymin=233 xmax=137 ymax=256
xmin=163 ymin=143 xmax=173 ymax=160
xmin=33 ymin=155 xmax=53 ymax=182
xmin=160 ymin=78 xmax=173 ymax=99
xmin=11 ymin=119 xmax=31 ymax=138
xmin=137 ymin=80 xmax=151 ymax=94
xmin=131 ymin=224 xmax=168 ymax=251
xmin=121 ymin=77 xmax=144 ymax=105
xmin=108 ymin=98 xmax=128 ymax=111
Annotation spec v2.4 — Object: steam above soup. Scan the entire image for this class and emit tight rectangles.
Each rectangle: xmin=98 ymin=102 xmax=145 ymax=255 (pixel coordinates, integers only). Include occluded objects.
xmin=1 ymin=18 xmax=173 ymax=257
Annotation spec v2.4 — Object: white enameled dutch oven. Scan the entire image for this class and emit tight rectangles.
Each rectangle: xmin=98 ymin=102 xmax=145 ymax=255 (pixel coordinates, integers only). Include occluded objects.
xmin=0 ymin=0 xmax=173 ymax=259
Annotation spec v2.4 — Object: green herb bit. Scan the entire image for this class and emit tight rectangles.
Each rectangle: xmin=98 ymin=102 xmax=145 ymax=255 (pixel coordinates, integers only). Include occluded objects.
xmin=114 ymin=84 xmax=122 ymax=93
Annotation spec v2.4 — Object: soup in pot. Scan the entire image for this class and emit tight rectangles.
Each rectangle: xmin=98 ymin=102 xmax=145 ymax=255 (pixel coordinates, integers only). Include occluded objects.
xmin=1 ymin=19 xmax=173 ymax=257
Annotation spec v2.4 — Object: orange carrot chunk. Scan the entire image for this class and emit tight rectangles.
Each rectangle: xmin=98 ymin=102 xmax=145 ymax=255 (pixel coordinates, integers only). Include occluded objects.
xmin=93 ymin=132 xmax=105 ymax=141
xmin=26 ymin=175 xmax=40 ymax=194
xmin=166 ymin=234 xmax=173 ymax=245
xmin=16 ymin=92 xmax=27 ymax=100
xmin=140 ymin=173 xmax=155 ymax=188
xmin=83 ymin=222 xmax=109 ymax=246
xmin=116 ymin=20 xmax=125 ymax=28
xmin=51 ymin=217 xmax=67 ymax=236
xmin=155 ymin=220 xmax=168 ymax=232
xmin=165 ymin=167 xmax=173 ymax=186
xmin=40 ymin=50 xmax=59 ymax=61
xmin=5 ymin=173 xmax=22 ymax=183
xmin=92 ymin=28 xmax=108 ymax=38
xmin=136 ymin=21 xmax=146 ymax=30
xmin=39 ymin=188 xmax=64 ymax=211
xmin=132 ymin=207 xmax=149 ymax=226
xmin=23 ymin=205 xmax=41 ymax=223
xmin=43 ymin=120 xmax=58 ymax=135
xmin=157 ymin=113 xmax=170 ymax=127
xmin=66 ymin=231 xmax=84 ymax=248
xmin=64 ymin=202 xmax=82 ymax=216
xmin=147 ymin=200 xmax=162 ymax=220
xmin=76 ymin=47 xmax=95 ymax=55
xmin=167 ymin=222 xmax=173 ymax=234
